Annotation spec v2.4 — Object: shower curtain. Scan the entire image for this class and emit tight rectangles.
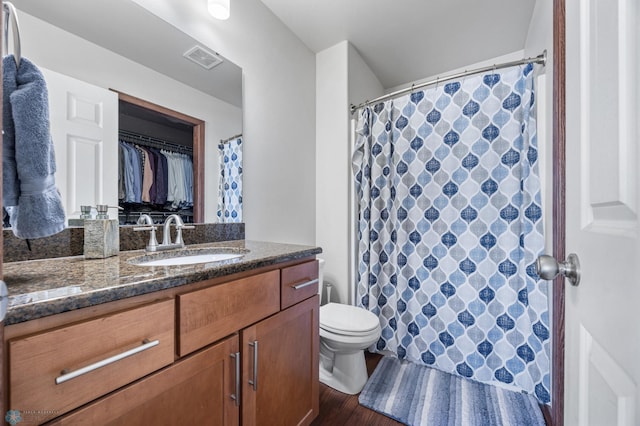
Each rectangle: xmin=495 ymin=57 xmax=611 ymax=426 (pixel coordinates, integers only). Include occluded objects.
xmin=352 ymin=64 xmax=550 ymax=404
xmin=216 ymin=136 xmax=243 ymax=223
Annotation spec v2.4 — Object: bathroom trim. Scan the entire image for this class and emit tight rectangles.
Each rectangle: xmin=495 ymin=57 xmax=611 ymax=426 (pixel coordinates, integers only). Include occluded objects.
xmin=549 ymin=0 xmax=566 ymax=424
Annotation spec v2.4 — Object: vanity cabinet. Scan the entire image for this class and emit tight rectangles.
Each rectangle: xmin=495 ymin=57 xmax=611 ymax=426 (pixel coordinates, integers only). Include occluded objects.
xmin=9 ymin=299 xmax=175 ymax=423
xmin=5 ymin=259 xmax=319 ymax=426
xmin=48 ymin=335 xmax=240 ymax=426
xmin=242 ymin=295 xmax=319 ymax=426
xmin=177 ymin=264 xmax=319 ymax=426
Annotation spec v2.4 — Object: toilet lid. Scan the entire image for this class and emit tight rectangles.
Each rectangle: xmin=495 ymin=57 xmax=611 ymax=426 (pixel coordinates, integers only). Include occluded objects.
xmin=320 ymin=303 xmax=380 ymax=335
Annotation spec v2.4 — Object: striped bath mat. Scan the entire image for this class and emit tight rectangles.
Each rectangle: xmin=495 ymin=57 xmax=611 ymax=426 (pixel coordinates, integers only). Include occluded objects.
xmin=358 ymin=356 xmax=545 ymax=426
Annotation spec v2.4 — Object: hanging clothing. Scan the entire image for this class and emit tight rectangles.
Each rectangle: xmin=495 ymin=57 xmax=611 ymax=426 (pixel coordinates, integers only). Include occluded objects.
xmin=120 ymin=142 xmax=142 ymax=203
xmin=162 ymin=150 xmax=192 ymax=209
xmin=118 ymin=144 xmax=126 ymax=200
xmin=2 ymin=55 xmax=66 ymax=239
xmin=118 ymin=140 xmax=192 ymax=208
xmin=154 ymin=148 xmax=169 ymax=205
xmin=217 ymin=136 xmax=243 ymax=222
xmin=352 ymin=64 xmax=549 ymax=404
xmin=140 ymin=146 xmax=154 ymax=203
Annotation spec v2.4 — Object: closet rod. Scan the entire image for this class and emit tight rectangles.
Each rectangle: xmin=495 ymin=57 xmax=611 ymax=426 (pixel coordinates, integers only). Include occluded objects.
xmin=119 ymin=130 xmax=192 ymax=155
xmin=3 ymin=1 xmax=21 ymax=67
xmin=350 ymin=50 xmax=547 ymax=114
xmin=220 ymin=133 xmax=242 ymax=144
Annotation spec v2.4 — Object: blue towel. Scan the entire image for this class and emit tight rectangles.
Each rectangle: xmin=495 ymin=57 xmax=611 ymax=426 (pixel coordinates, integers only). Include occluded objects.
xmin=2 ymin=55 xmax=66 ymax=239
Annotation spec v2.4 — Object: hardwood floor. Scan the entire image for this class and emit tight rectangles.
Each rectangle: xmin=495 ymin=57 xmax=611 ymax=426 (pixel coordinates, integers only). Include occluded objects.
xmin=311 ymin=353 xmax=402 ymax=426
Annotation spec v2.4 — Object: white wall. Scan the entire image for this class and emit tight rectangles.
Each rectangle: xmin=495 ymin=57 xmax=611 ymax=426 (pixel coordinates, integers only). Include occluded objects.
xmin=132 ymin=0 xmax=317 ymax=245
xmin=315 ymin=41 xmax=383 ymax=304
xmin=524 ymin=0 xmax=554 ymax=400
xmin=316 ymin=42 xmax=349 ymax=304
xmin=525 ymin=0 xmax=554 ymax=255
xmin=17 ymin=11 xmax=242 ymax=224
xmin=385 ymin=51 xmax=525 ymax=94
xmin=346 ymin=44 xmax=384 ymax=304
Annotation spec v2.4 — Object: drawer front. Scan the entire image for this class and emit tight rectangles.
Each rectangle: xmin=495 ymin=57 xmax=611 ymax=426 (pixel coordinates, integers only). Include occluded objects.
xmin=49 ymin=336 xmax=240 ymax=426
xmin=9 ymin=299 xmax=175 ymax=423
xmin=281 ymin=260 xmax=319 ymax=309
xmin=177 ymin=270 xmax=280 ymax=356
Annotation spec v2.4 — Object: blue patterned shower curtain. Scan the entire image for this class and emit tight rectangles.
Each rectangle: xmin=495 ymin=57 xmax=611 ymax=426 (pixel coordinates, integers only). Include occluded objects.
xmin=352 ymin=64 xmax=550 ymax=403
xmin=217 ymin=136 xmax=243 ymax=223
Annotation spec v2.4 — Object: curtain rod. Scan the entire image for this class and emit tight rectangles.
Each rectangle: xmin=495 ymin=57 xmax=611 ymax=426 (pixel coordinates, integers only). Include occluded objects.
xmin=350 ymin=50 xmax=547 ymax=115
xmin=220 ymin=133 xmax=242 ymax=144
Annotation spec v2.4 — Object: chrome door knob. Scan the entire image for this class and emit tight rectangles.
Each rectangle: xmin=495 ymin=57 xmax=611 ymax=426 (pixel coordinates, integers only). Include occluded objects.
xmin=535 ymin=253 xmax=581 ymax=286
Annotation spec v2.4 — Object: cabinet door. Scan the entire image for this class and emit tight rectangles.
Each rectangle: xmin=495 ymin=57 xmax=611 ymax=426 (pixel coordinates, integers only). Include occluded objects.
xmin=242 ymin=295 xmax=319 ymax=426
xmin=49 ymin=335 xmax=240 ymax=426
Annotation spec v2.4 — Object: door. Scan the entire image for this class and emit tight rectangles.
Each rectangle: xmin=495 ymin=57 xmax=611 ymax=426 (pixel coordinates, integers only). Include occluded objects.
xmin=564 ymin=0 xmax=639 ymax=424
xmin=242 ymin=296 xmax=319 ymax=426
xmin=42 ymin=68 xmax=118 ymax=219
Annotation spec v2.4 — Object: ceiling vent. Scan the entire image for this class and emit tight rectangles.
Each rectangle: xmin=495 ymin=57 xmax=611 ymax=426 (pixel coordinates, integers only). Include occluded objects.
xmin=183 ymin=45 xmax=224 ymax=70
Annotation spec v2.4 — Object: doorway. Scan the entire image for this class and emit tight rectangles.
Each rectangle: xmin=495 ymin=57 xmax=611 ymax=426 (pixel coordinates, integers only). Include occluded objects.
xmin=116 ymin=92 xmax=206 ymax=223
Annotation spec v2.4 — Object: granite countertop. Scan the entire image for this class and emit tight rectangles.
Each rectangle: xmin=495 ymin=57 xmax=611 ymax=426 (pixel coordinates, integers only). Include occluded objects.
xmin=3 ymin=240 xmax=322 ymax=325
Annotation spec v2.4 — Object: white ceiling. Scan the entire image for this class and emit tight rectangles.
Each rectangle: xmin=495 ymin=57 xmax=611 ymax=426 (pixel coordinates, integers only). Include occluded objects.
xmin=13 ymin=0 xmax=243 ymax=107
xmin=15 ymin=0 xmax=537 ymax=101
xmin=260 ymin=0 xmax=537 ymax=88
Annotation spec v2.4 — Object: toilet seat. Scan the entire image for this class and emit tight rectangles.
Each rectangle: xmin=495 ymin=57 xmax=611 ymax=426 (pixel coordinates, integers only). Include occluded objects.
xmin=320 ymin=303 xmax=380 ymax=336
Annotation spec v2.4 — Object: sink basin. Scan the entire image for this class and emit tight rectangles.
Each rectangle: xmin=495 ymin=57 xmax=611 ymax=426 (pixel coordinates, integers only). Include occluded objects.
xmin=128 ymin=247 xmax=248 ymax=267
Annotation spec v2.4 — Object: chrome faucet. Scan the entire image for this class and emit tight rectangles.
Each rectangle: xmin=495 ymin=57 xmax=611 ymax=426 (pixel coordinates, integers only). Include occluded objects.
xmin=161 ymin=214 xmax=195 ymax=250
xmin=133 ymin=214 xmax=159 ymax=252
xmin=134 ymin=214 xmax=195 ymax=252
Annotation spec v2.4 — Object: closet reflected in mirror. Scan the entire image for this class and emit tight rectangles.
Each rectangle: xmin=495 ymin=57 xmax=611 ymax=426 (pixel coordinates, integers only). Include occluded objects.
xmin=7 ymin=0 xmax=243 ymax=226
xmin=117 ymin=94 xmax=203 ymax=225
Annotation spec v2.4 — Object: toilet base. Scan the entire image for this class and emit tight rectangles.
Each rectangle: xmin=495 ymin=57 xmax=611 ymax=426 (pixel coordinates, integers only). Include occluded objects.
xmin=319 ymin=349 xmax=369 ymax=395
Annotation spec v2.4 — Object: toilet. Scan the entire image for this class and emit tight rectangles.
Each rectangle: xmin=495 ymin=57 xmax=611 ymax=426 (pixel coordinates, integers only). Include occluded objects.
xmin=318 ymin=259 xmax=382 ymax=395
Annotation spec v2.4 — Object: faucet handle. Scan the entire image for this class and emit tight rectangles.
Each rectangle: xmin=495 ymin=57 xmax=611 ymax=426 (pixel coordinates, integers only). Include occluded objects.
xmin=133 ymin=226 xmax=156 ymax=231
xmin=173 ymin=221 xmax=194 ymax=247
xmin=133 ymin=220 xmax=159 ymax=252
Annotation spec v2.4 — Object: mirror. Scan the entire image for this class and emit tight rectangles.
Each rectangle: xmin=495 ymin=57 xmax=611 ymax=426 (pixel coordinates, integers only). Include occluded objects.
xmin=6 ymin=0 xmax=243 ymax=225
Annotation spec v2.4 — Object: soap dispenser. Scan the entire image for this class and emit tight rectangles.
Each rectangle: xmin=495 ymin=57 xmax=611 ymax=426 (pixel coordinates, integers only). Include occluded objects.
xmin=84 ymin=205 xmax=121 ymax=259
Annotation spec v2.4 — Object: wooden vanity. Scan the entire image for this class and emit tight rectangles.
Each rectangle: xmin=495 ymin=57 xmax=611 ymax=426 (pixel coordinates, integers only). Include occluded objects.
xmin=2 ymin=241 xmax=320 ymax=425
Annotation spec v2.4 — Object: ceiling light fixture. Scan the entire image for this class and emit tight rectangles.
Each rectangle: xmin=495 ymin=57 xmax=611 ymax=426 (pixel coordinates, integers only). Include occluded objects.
xmin=208 ymin=0 xmax=230 ymax=20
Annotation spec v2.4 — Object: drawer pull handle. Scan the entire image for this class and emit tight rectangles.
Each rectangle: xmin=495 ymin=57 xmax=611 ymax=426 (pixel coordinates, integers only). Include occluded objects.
xmin=292 ymin=278 xmax=318 ymax=290
xmin=248 ymin=340 xmax=258 ymax=391
xmin=230 ymin=352 xmax=241 ymax=406
xmin=55 ymin=339 xmax=160 ymax=385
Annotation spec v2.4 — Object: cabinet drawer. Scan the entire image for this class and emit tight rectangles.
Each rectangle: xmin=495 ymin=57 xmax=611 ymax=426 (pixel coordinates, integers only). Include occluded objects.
xmin=48 ymin=336 xmax=239 ymax=426
xmin=281 ymin=260 xmax=319 ymax=309
xmin=9 ymin=299 xmax=175 ymax=423
xmin=177 ymin=270 xmax=280 ymax=356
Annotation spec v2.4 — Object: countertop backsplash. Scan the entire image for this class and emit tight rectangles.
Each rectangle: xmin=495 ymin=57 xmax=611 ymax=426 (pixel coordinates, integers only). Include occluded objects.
xmin=4 ymin=223 xmax=245 ymax=262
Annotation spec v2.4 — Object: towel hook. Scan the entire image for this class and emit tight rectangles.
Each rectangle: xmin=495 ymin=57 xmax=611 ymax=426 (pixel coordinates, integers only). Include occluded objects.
xmin=3 ymin=1 xmax=21 ymax=68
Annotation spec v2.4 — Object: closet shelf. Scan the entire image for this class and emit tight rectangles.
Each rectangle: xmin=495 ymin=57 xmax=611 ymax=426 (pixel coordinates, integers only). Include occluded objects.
xmin=118 ymin=130 xmax=193 ymax=155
